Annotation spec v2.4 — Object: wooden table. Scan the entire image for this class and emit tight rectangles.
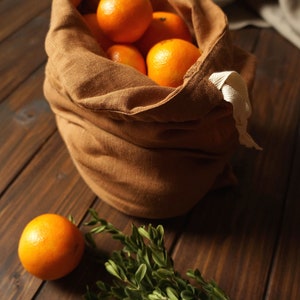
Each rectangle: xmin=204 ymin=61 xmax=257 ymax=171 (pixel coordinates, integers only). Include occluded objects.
xmin=1 ymin=1 xmax=300 ymax=299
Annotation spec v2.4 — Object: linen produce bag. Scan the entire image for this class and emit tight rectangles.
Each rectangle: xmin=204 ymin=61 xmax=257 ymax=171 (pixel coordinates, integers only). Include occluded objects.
xmin=44 ymin=0 xmax=257 ymax=219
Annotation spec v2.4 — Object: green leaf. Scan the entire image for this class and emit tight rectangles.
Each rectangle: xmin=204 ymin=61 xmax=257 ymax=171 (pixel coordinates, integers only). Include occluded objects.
xmin=112 ymin=233 xmax=126 ymax=243
xmin=84 ymin=232 xmax=96 ymax=248
xmin=155 ymin=268 xmax=174 ymax=278
xmin=88 ymin=208 xmax=101 ymax=221
xmin=151 ymin=250 xmax=166 ymax=267
xmin=149 ymin=225 xmax=158 ymax=241
xmin=156 ymin=225 xmax=165 ymax=245
xmin=180 ymin=290 xmax=195 ymax=300
xmin=148 ymin=289 xmax=166 ymax=300
xmin=68 ymin=214 xmax=75 ymax=224
xmin=135 ymin=263 xmax=147 ymax=284
xmin=137 ymin=226 xmax=151 ymax=240
xmin=148 ymin=295 xmax=161 ymax=300
xmin=136 ymin=248 xmax=151 ymax=268
xmin=90 ymin=225 xmax=108 ymax=234
xmin=105 ymin=260 xmax=123 ymax=281
xmin=166 ymin=287 xmax=179 ymax=300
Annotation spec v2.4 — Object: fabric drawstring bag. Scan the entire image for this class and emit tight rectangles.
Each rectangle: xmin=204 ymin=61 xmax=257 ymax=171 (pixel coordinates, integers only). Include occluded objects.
xmin=43 ymin=0 xmax=259 ymax=219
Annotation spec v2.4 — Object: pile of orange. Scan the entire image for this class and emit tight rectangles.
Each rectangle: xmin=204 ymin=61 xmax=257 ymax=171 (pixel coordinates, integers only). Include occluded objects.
xmin=77 ymin=0 xmax=202 ymax=87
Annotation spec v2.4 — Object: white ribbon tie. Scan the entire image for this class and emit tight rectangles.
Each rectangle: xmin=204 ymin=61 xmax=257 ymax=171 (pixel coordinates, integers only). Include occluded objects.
xmin=209 ymin=71 xmax=262 ymax=150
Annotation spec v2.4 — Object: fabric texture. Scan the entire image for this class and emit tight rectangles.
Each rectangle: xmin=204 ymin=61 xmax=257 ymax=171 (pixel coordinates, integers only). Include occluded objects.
xmin=43 ymin=0 xmax=257 ymax=219
xmin=216 ymin=0 xmax=300 ymax=49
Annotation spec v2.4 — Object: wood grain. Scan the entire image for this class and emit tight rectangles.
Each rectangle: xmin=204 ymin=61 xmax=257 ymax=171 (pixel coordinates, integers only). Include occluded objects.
xmin=0 ymin=9 xmax=50 ymax=102
xmin=266 ymin=126 xmax=300 ymax=299
xmin=0 ymin=66 xmax=55 ymax=194
xmin=1 ymin=2 xmax=300 ymax=300
xmin=0 ymin=0 xmax=51 ymax=42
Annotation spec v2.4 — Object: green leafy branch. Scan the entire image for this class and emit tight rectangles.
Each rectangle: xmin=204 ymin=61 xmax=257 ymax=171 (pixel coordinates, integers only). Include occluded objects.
xmin=84 ymin=209 xmax=230 ymax=300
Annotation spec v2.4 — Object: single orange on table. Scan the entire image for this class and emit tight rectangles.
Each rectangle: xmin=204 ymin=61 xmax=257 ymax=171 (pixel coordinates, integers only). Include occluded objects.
xmin=106 ymin=44 xmax=146 ymax=74
xmin=18 ymin=213 xmax=85 ymax=281
xmin=96 ymin=0 xmax=153 ymax=43
xmin=82 ymin=13 xmax=113 ymax=50
xmin=136 ymin=11 xmax=193 ymax=56
xmin=147 ymin=39 xmax=201 ymax=88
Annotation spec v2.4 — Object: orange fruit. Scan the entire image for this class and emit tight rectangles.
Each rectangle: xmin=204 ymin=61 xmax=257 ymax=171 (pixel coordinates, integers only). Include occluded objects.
xmin=82 ymin=13 xmax=113 ymax=50
xmin=146 ymin=39 xmax=201 ymax=87
xmin=106 ymin=44 xmax=146 ymax=74
xmin=71 ymin=0 xmax=82 ymax=7
xmin=96 ymin=0 xmax=153 ymax=43
xmin=18 ymin=213 xmax=85 ymax=281
xmin=136 ymin=11 xmax=192 ymax=56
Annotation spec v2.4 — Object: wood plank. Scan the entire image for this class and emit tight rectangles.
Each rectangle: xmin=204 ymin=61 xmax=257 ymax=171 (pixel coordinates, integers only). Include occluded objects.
xmin=0 ymin=9 xmax=50 ymax=102
xmin=0 ymin=132 xmax=96 ymax=300
xmin=1 ymin=3 xmax=299 ymax=299
xmin=230 ymin=27 xmax=261 ymax=51
xmin=249 ymin=30 xmax=300 ymax=300
xmin=265 ymin=88 xmax=300 ymax=298
xmin=170 ymin=28 xmax=300 ymax=300
xmin=0 ymin=66 xmax=55 ymax=194
xmin=0 ymin=0 xmax=51 ymax=42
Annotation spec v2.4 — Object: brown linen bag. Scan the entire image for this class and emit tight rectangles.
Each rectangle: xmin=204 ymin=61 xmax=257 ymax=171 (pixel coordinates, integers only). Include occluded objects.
xmin=43 ymin=0 xmax=256 ymax=219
